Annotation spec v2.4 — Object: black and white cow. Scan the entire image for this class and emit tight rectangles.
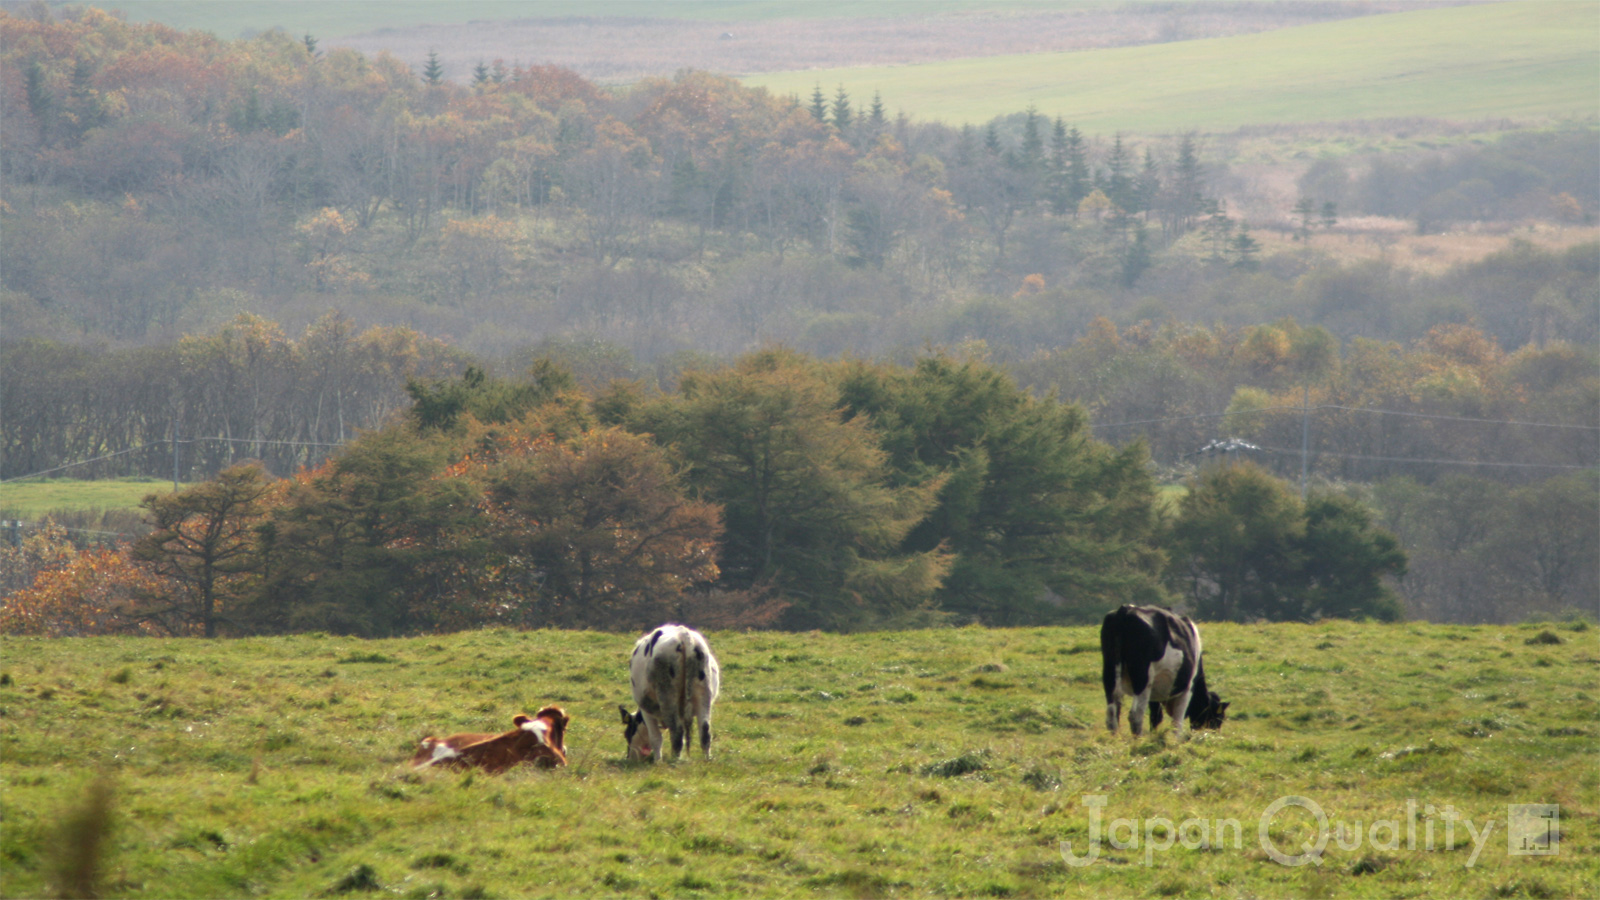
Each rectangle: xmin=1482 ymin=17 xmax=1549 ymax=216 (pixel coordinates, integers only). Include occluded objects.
xmin=1101 ymin=605 xmax=1227 ymax=736
xmin=619 ymin=624 xmax=721 ymax=761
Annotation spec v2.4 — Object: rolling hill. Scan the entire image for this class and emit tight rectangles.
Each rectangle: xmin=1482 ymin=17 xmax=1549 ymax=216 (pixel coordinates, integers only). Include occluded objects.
xmin=741 ymin=1 xmax=1600 ymax=131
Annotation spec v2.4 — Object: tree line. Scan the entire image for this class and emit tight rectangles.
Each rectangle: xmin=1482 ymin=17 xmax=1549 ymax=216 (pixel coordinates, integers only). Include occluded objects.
xmin=5 ymin=319 xmax=1589 ymax=626
xmin=6 ymin=310 xmax=1591 ymax=491
xmin=1 ymin=350 xmax=1418 ymax=637
xmin=2 ymin=313 xmax=464 ymax=481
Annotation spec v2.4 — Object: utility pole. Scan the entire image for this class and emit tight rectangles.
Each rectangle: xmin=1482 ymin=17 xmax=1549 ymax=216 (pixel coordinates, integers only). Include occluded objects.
xmin=172 ymin=411 xmax=181 ymax=493
xmin=1299 ymin=382 xmax=1310 ymax=500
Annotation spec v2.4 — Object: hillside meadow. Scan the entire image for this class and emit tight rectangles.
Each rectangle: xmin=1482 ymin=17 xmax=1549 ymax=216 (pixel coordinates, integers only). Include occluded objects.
xmin=742 ymin=2 xmax=1600 ymax=131
xmin=0 ymin=479 xmax=179 ymax=519
xmin=1 ymin=621 xmax=1594 ymax=898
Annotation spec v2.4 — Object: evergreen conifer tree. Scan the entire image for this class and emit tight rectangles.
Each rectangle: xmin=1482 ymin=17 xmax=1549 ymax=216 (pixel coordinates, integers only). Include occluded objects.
xmin=1103 ymin=133 xmax=1132 ymax=212
xmin=1162 ymin=133 xmax=1205 ymax=236
xmin=422 ymin=50 xmax=445 ymax=86
xmin=831 ymin=85 xmax=852 ymax=132
xmin=1064 ymin=124 xmax=1090 ymax=212
xmin=1320 ymin=201 xmax=1339 ymax=229
xmin=1019 ymin=105 xmax=1044 ymax=171
xmin=867 ymin=91 xmax=887 ymax=130
xmin=1231 ymin=226 xmax=1260 ymax=269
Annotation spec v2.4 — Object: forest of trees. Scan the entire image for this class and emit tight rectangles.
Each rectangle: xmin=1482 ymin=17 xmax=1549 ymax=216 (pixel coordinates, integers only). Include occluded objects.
xmin=3 ymin=7 xmax=1594 ymax=360
xmin=2 ymin=351 xmax=1438 ymax=637
xmin=1 ymin=7 xmax=1595 ymax=629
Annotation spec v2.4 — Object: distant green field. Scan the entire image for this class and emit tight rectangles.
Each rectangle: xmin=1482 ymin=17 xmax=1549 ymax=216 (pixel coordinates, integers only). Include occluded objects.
xmin=743 ymin=2 xmax=1600 ymax=131
xmin=0 ymin=479 xmax=175 ymax=517
xmin=1 ymin=621 xmax=1593 ymax=898
xmin=88 ymin=0 xmax=1042 ymax=39
xmin=0 ymin=479 xmax=1184 ymax=518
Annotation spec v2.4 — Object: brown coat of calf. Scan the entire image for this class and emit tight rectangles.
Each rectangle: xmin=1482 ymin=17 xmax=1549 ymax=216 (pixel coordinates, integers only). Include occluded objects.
xmin=410 ymin=706 xmax=569 ymax=773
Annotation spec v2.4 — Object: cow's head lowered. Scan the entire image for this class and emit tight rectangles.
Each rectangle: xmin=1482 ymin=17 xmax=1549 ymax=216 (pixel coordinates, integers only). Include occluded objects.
xmin=1187 ymin=691 xmax=1229 ymax=731
xmin=619 ymin=706 xmax=653 ymax=761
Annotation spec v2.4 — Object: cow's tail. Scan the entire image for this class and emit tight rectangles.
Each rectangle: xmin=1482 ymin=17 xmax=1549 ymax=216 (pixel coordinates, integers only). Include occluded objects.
xmin=1100 ymin=608 xmax=1123 ymax=703
xmin=675 ymin=637 xmax=690 ymax=725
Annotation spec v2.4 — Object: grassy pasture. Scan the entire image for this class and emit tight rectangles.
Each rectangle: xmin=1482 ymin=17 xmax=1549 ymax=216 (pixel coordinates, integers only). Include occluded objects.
xmin=0 ymin=479 xmax=176 ymax=518
xmin=742 ymin=2 xmax=1600 ymax=131
xmin=1 ymin=622 xmax=1594 ymax=898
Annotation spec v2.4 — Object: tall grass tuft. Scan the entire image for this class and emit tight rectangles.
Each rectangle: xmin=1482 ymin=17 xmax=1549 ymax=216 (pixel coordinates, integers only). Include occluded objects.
xmin=50 ymin=775 xmax=115 ymax=900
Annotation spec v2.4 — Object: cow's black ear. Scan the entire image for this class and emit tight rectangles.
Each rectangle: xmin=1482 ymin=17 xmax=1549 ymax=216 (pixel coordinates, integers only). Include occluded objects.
xmin=1219 ymin=702 xmax=1230 ymax=712
xmin=619 ymin=705 xmax=632 ymax=724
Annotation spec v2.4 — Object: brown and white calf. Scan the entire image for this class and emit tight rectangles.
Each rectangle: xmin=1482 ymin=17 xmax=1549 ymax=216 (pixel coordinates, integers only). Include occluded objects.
xmin=411 ymin=706 xmax=569 ymax=773
xmin=620 ymin=625 xmax=720 ymax=761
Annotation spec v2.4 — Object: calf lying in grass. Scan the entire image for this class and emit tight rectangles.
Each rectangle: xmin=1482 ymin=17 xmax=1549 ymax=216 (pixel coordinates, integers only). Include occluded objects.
xmin=411 ymin=706 xmax=569 ymax=773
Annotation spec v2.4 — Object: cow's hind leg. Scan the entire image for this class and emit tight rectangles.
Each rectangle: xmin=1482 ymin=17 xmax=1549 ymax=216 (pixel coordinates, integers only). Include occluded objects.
xmin=1149 ymin=702 xmax=1164 ymax=732
xmin=700 ymin=718 xmax=713 ymax=759
xmin=1167 ymin=690 xmax=1192 ymax=738
xmin=1129 ymin=692 xmax=1150 ymax=737
xmin=1105 ymin=697 xmax=1121 ymax=733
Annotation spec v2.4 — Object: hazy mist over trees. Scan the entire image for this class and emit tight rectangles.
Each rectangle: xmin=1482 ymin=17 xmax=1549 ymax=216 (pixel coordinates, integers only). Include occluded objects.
xmin=2 ymin=7 xmax=1594 ymax=628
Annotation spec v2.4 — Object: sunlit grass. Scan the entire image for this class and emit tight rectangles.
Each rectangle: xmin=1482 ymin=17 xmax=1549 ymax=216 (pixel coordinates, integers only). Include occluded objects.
xmin=743 ymin=3 xmax=1600 ymax=131
xmin=0 ymin=478 xmax=177 ymax=517
xmin=1 ymin=621 xmax=1593 ymax=898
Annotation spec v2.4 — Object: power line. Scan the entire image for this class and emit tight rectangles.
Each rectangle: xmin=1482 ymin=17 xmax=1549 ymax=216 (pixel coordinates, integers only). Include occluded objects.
xmin=0 ymin=446 xmax=151 ymax=483
xmin=1090 ymin=406 xmax=1303 ymax=429
xmin=1088 ymin=405 xmax=1600 ymax=432
xmin=1251 ymin=444 xmax=1594 ymax=471
xmin=2 ymin=436 xmax=348 ymax=484
xmin=188 ymin=437 xmax=347 ymax=449
xmin=1320 ymin=406 xmax=1600 ymax=431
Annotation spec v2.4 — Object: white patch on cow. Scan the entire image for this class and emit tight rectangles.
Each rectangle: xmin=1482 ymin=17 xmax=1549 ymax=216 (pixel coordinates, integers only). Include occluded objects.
xmin=520 ymin=717 xmax=550 ymax=745
xmin=1103 ymin=606 xmax=1210 ymax=739
xmin=1144 ymin=643 xmax=1186 ymax=701
xmin=428 ymin=742 xmax=458 ymax=764
xmin=1112 ymin=638 xmax=1187 ymax=727
xmin=626 ymin=624 xmax=721 ymax=761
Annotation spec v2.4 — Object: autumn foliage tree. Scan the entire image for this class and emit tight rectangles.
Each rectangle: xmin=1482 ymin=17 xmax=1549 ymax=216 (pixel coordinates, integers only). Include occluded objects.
xmin=0 ymin=527 xmax=172 ymax=637
xmin=459 ymin=424 xmax=723 ymax=630
xmin=132 ymin=463 xmax=278 ymax=637
xmin=247 ymin=428 xmax=477 ymax=636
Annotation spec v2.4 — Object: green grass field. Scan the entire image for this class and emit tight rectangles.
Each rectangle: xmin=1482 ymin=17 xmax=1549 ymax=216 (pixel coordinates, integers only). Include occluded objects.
xmin=743 ymin=2 xmax=1600 ymax=131
xmin=0 ymin=479 xmax=176 ymax=518
xmin=2 ymin=622 xmax=1594 ymax=898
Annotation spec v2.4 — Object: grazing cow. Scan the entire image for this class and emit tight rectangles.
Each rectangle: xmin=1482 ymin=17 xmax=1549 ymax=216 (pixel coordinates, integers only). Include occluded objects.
xmin=411 ymin=706 xmax=570 ymax=773
xmin=1101 ymin=605 xmax=1227 ymax=736
xmin=620 ymin=624 xmax=720 ymax=761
